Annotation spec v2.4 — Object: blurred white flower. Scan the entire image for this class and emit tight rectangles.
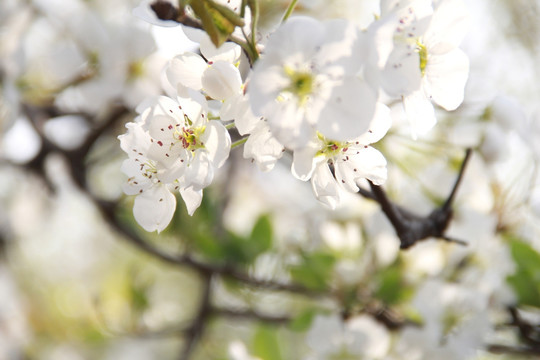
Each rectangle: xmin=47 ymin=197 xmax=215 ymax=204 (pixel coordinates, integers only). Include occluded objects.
xmin=228 ymin=341 xmax=261 ymax=360
xmin=394 ymin=279 xmax=491 ymax=360
xmin=306 ymin=314 xmax=390 ymax=358
xmin=381 ymin=0 xmax=470 ymax=137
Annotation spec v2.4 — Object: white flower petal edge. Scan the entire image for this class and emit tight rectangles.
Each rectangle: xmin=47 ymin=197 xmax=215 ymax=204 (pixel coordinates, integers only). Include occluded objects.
xmin=201 ymin=60 xmax=242 ymax=101
xmin=166 ymin=53 xmax=207 ymax=95
xmin=311 ymin=163 xmax=341 ymax=210
xmin=243 ymin=122 xmax=285 ymax=172
xmin=133 ymin=185 xmax=177 ymax=233
xmin=180 ymin=186 xmax=203 ymax=216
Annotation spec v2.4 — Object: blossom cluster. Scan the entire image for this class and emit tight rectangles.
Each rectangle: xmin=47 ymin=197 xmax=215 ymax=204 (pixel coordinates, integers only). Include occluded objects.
xmin=120 ymin=0 xmax=470 ymax=232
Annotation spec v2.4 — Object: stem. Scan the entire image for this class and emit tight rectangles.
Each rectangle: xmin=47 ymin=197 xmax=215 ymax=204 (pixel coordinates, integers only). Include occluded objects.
xmin=229 ymin=35 xmax=258 ymax=65
xmin=441 ymin=148 xmax=472 ymax=211
xmin=281 ymin=0 xmax=298 ymax=23
xmin=225 ymin=122 xmax=236 ymax=130
xmin=248 ymin=0 xmax=259 ymax=54
xmin=231 ymin=137 xmax=248 ymax=149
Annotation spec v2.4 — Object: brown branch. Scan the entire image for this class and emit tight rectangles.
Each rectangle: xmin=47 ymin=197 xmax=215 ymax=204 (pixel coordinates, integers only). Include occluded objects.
xmin=96 ymin=197 xmax=319 ymax=294
xmin=214 ymin=307 xmax=291 ymax=325
xmin=487 ymin=344 xmax=540 ymax=356
xmin=359 ymin=149 xmax=472 ymax=249
xmin=179 ymin=272 xmax=213 ymax=360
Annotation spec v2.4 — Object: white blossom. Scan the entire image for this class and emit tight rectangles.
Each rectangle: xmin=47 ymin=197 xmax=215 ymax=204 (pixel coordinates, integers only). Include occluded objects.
xmin=380 ymin=0 xmax=470 ymax=137
xmin=119 ymin=122 xmax=177 ymax=232
xmin=292 ymin=103 xmax=391 ymax=208
xmin=248 ymin=16 xmax=378 ymax=149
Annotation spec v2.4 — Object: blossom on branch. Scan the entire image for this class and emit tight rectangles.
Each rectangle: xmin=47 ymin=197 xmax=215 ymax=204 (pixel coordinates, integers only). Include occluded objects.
xmin=248 ymin=16 xmax=379 ymax=149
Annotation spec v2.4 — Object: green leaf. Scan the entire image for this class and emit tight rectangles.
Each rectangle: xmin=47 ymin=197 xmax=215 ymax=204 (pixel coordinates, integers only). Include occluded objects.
xmin=247 ymin=214 xmax=273 ymax=254
xmin=289 ymin=308 xmax=317 ymax=332
xmin=375 ymin=259 xmax=412 ymax=305
xmin=507 ymin=239 xmax=540 ymax=307
xmin=252 ymin=325 xmax=282 ymax=360
xmin=188 ymin=0 xmax=244 ymax=47
xmin=290 ymin=252 xmax=336 ymax=291
xmin=221 ymin=214 xmax=274 ymax=265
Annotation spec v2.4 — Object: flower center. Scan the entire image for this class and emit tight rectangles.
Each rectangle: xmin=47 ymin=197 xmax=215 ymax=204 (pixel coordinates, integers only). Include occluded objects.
xmin=128 ymin=60 xmax=145 ymax=81
xmin=416 ymin=40 xmax=428 ymax=76
xmin=316 ymin=132 xmax=349 ymax=158
xmin=284 ymin=66 xmax=314 ymax=106
xmin=174 ymin=126 xmax=206 ymax=152
xmin=139 ymin=161 xmax=158 ymax=181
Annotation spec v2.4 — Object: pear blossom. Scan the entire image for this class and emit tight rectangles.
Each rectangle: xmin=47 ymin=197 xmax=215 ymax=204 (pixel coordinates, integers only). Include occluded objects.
xmin=248 ymin=16 xmax=379 ymax=149
xmin=142 ymin=95 xmax=231 ymax=192
xmin=119 ymin=121 xmax=177 ymax=232
xmin=52 ymin=10 xmax=163 ymax=112
xmin=119 ymin=93 xmax=231 ymax=230
xmin=381 ymin=0 xmax=470 ymax=137
xmin=292 ymin=104 xmax=391 ymax=208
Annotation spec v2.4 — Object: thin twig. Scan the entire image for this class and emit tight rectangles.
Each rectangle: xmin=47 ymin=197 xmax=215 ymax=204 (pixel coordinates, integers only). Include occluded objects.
xmin=215 ymin=308 xmax=291 ymax=325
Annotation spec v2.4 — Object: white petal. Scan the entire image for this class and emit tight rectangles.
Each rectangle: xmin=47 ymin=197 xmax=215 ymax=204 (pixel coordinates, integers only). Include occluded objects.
xmin=335 ymin=154 xmax=361 ymax=193
xmin=146 ymin=96 xmax=186 ymax=126
xmin=133 ymin=185 xmax=176 ymax=233
xmin=425 ymin=0 xmax=469 ymax=49
xmin=316 ymin=79 xmax=376 ymax=142
xmin=147 ymin=141 xmax=186 ymax=175
xmin=248 ymin=62 xmax=290 ymax=117
xmin=265 ymin=16 xmax=325 ymax=62
xmin=221 ymin=94 xmax=260 ymax=135
xmin=382 ymin=43 xmax=423 ymax=97
xmin=148 ymin=114 xmax=179 ymax=140
xmin=243 ymin=122 xmax=285 ymax=172
xmin=402 ymin=89 xmax=436 ymax=138
xmin=166 ymin=52 xmax=207 ymax=91
xmin=182 ymin=149 xmax=214 ymax=189
xmin=380 ymin=0 xmax=433 ymax=19
xmin=201 ymin=120 xmax=231 ymax=168
xmin=355 ymin=103 xmax=392 ymax=144
xmin=311 ymin=163 xmax=340 ymax=209
xmin=199 ymin=35 xmax=242 ymax=63
xmin=202 ymin=60 xmax=242 ymax=100
xmin=425 ymin=49 xmax=469 ymax=111
xmin=291 ymin=142 xmax=319 ymax=181
xmin=267 ymin=101 xmax=314 ymax=149
xmin=121 ymin=159 xmax=152 ymax=195
xmin=177 ymin=94 xmax=206 ymax=124
xmin=346 ymin=146 xmax=388 ymax=185
xmin=319 ymin=19 xmax=365 ymax=73
xmin=119 ymin=122 xmax=151 ymax=155
xmin=180 ymin=186 xmax=203 ymax=216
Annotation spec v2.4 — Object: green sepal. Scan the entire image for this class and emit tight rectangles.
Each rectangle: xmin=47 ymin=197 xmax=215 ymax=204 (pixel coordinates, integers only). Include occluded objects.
xmin=187 ymin=0 xmax=244 ymax=47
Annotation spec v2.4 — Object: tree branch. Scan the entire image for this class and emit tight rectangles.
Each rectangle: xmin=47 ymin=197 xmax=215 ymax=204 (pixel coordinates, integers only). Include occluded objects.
xmin=214 ymin=307 xmax=291 ymax=325
xmin=360 ymin=149 xmax=472 ymax=249
xmin=179 ymin=272 xmax=213 ymax=360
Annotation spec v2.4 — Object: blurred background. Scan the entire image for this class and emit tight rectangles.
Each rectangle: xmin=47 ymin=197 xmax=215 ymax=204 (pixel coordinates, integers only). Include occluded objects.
xmin=2 ymin=0 xmax=540 ymax=359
